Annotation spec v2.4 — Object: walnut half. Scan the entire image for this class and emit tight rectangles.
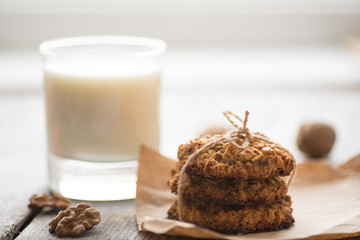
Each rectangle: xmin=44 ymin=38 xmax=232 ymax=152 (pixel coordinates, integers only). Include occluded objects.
xmin=28 ymin=193 xmax=71 ymax=209
xmin=49 ymin=202 xmax=101 ymax=237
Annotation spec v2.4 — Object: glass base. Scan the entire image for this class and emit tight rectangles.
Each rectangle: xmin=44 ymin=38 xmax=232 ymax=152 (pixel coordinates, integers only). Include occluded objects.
xmin=48 ymin=153 xmax=137 ymax=201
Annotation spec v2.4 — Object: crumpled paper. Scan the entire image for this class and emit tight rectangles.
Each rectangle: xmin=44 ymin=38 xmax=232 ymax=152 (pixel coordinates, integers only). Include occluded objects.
xmin=135 ymin=146 xmax=360 ymax=240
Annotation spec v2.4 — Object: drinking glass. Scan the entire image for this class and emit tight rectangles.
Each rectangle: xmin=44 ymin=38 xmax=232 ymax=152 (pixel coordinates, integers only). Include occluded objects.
xmin=40 ymin=36 xmax=166 ymax=200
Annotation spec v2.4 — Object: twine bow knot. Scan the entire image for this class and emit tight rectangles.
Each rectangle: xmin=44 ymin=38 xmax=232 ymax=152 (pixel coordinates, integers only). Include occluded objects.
xmin=223 ymin=110 xmax=252 ymax=146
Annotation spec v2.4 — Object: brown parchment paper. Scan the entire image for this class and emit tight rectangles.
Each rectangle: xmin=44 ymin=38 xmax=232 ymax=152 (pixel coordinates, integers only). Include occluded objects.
xmin=135 ymin=146 xmax=360 ymax=240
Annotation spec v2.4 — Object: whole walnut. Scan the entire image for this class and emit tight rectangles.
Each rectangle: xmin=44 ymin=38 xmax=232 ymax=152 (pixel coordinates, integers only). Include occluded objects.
xmin=296 ymin=123 xmax=336 ymax=158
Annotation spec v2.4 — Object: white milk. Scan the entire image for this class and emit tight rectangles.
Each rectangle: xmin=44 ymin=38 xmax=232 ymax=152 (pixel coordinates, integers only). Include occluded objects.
xmin=44 ymin=59 xmax=160 ymax=162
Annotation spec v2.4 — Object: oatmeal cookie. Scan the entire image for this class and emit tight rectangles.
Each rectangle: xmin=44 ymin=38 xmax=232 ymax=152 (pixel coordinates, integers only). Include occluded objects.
xmin=177 ymin=197 xmax=294 ymax=234
xmin=177 ymin=135 xmax=295 ymax=179
xmin=169 ymin=173 xmax=288 ymax=206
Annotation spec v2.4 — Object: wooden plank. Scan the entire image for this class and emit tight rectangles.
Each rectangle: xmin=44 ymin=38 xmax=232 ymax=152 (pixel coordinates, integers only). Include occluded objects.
xmin=0 ymin=194 xmax=41 ymax=240
xmin=0 ymin=94 xmax=47 ymax=240
xmin=17 ymin=200 xmax=193 ymax=240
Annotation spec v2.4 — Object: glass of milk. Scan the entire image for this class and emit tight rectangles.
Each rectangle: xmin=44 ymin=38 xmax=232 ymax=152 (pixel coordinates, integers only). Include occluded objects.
xmin=40 ymin=36 xmax=166 ymax=200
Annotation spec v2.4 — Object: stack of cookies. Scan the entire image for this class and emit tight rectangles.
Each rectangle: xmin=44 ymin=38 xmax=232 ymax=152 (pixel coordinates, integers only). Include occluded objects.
xmin=168 ymin=111 xmax=295 ymax=234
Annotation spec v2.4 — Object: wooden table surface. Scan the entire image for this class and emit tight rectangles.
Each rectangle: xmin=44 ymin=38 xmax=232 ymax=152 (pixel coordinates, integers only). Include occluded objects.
xmin=1 ymin=88 xmax=360 ymax=240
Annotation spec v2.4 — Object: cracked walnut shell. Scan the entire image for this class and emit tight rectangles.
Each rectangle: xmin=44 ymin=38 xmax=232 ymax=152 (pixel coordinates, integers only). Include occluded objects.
xmin=49 ymin=202 xmax=101 ymax=237
xmin=28 ymin=193 xmax=71 ymax=209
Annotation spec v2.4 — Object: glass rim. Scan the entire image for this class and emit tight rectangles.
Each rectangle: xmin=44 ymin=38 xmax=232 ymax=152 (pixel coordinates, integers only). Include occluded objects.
xmin=39 ymin=36 xmax=167 ymax=57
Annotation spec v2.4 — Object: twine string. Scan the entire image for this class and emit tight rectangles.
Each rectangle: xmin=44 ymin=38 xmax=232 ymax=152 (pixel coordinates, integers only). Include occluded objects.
xmin=286 ymin=161 xmax=296 ymax=188
xmin=223 ymin=110 xmax=243 ymax=129
xmin=223 ymin=110 xmax=251 ymax=142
